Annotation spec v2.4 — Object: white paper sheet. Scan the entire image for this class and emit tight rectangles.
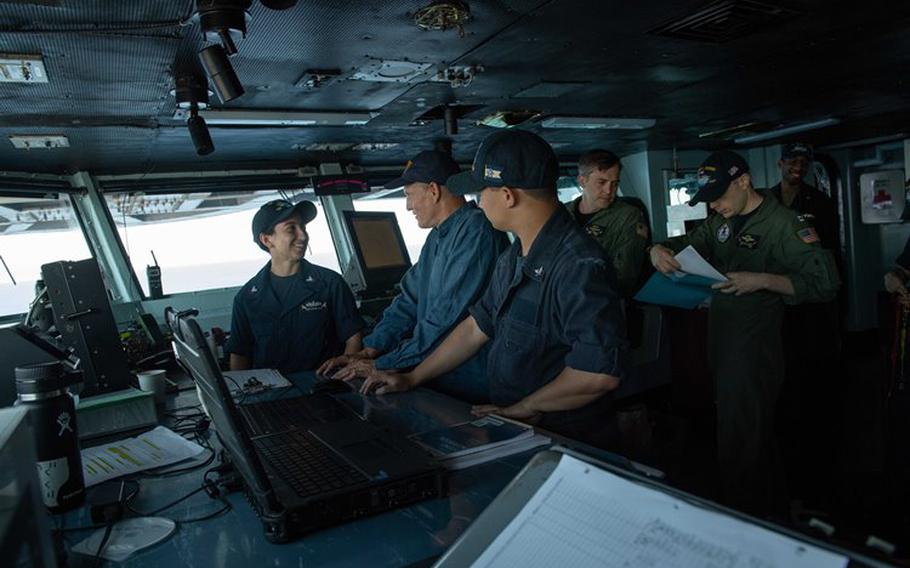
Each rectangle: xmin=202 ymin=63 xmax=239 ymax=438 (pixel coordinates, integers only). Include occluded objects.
xmin=674 ymin=245 xmax=728 ymax=282
xmin=81 ymin=426 xmax=205 ymax=487
xmin=472 ymin=454 xmax=847 ymax=568
xmin=222 ymin=368 xmax=291 ymax=395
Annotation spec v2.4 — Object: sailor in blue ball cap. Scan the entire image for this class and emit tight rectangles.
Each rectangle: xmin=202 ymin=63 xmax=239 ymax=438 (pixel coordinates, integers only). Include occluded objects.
xmin=319 ymin=150 xmax=509 ymax=403
xmin=351 ymin=130 xmax=629 ymax=450
xmin=224 ymin=199 xmax=365 ymax=373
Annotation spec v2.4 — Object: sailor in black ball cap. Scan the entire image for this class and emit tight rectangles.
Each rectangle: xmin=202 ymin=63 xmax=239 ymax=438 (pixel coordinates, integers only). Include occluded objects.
xmin=353 ymin=130 xmax=628 ymax=450
xmin=224 ymin=199 xmax=365 ymax=373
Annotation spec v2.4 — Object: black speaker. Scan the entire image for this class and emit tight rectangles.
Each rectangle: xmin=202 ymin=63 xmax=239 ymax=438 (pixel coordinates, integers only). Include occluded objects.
xmin=41 ymin=259 xmax=133 ymax=395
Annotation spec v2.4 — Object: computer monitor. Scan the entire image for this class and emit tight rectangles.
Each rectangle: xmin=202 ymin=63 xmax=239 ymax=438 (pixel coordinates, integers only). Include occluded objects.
xmin=341 ymin=211 xmax=412 ymax=297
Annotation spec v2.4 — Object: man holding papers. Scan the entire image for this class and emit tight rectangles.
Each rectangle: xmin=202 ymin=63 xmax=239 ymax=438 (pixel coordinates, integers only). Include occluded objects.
xmin=648 ymin=150 xmax=839 ymax=514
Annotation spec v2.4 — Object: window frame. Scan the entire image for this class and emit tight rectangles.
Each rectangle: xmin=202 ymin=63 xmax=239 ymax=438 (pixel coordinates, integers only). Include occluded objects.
xmin=0 ymin=188 xmax=95 ymax=322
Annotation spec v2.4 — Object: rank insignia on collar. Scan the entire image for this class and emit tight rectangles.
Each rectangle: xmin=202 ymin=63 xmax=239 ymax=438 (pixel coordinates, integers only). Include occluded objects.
xmin=533 ymin=266 xmax=544 ymax=278
xmin=737 ymin=233 xmax=760 ymax=249
xmin=250 ymin=286 xmax=259 ymax=293
xmin=306 ymin=275 xmax=314 ymax=282
xmin=717 ymin=223 xmax=731 ymax=243
xmin=586 ymin=224 xmax=604 ymax=237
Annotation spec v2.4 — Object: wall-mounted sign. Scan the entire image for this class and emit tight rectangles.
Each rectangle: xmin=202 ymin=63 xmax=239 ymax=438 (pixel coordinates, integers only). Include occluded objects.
xmin=860 ymin=170 xmax=905 ymax=224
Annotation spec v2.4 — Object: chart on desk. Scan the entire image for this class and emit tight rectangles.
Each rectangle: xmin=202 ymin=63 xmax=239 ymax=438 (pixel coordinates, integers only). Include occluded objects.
xmin=472 ymin=455 xmax=847 ymax=568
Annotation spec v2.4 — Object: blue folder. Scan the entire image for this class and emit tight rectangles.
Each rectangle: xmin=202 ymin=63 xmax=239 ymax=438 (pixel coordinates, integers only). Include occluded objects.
xmin=634 ymin=272 xmax=720 ymax=309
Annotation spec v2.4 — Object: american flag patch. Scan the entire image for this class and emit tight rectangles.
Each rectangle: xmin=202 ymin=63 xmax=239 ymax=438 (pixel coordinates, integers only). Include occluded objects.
xmin=797 ymin=227 xmax=819 ymax=244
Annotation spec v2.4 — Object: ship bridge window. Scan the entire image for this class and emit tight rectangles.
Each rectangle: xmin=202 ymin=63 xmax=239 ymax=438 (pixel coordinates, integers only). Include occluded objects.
xmin=0 ymin=193 xmax=91 ymax=318
xmin=103 ymin=190 xmax=338 ymax=297
xmin=557 ymin=176 xmax=584 ymax=204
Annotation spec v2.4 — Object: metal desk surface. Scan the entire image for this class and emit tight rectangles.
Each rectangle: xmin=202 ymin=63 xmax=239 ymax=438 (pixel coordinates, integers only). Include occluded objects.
xmin=59 ymin=372 xmax=548 ymax=568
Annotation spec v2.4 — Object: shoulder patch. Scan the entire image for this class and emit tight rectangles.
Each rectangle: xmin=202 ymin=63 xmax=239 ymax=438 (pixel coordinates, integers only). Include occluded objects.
xmin=797 ymin=227 xmax=820 ymax=244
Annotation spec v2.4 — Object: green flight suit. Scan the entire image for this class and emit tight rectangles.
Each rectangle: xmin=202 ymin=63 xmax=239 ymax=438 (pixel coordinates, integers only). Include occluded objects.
xmin=566 ymin=198 xmax=649 ymax=297
xmin=662 ymin=194 xmax=840 ymax=510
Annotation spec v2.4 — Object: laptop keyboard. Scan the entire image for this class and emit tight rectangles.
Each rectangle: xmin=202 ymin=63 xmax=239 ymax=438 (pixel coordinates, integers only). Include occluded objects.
xmin=241 ymin=396 xmax=348 ymax=437
xmin=255 ymin=431 xmax=369 ymax=497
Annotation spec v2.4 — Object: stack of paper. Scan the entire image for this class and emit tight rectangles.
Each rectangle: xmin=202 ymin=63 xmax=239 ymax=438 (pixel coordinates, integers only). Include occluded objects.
xmin=82 ymin=426 xmax=206 ymax=487
xmin=472 ymin=454 xmax=847 ymax=568
xmin=410 ymin=416 xmax=550 ymax=470
xmin=635 ymin=245 xmax=727 ymax=309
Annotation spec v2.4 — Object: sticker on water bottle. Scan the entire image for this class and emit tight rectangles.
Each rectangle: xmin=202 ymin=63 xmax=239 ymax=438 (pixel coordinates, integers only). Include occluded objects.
xmin=36 ymin=456 xmax=69 ymax=507
xmin=57 ymin=411 xmax=73 ymax=436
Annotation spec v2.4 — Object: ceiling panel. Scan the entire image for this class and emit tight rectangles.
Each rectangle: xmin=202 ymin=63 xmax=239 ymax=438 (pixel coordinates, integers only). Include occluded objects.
xmin=0 ymin=0 xmax=905 ymax=173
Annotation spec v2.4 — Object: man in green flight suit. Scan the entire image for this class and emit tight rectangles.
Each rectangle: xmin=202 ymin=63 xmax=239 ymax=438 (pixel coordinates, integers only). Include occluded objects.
xmin=649 ymin=150 xmax=840 ymax=514
xmin=566 ymin=149 xmax=649 ymax=297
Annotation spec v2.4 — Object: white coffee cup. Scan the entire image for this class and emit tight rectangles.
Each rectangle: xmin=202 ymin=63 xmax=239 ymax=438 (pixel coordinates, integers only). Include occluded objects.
xmin=137 ymin=369 xmax=167 ymax=404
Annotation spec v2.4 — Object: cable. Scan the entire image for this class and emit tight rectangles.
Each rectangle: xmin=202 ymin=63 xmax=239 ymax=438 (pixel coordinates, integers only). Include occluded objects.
xmin=139 ymin=448 xmax=216 ymax=479
xmin=172 ymin=498 xmax=232 ymax=524
xmin=164 ymin=403 xmax=203 ymax=415
xmin=93 ymin=523 xmax=114 ymax=567
xmin=223 ymin=375 xmax=247 ymax=404
xmin=126 ymin=484 xmax=207 ymax=517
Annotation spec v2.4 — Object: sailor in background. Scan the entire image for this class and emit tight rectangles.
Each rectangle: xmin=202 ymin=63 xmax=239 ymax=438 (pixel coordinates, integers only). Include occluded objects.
xmin=769 ymin=142 xmax=843 ymax=509
xmin=649 ymin=150 xmax=840 ymax=514
xmin=566 ymin=149 xmax=649 ymax=298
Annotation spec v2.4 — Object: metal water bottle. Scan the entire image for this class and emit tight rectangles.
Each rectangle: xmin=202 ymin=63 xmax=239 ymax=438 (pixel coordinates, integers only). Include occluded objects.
xmin=15 ymin=360 xmax=86 ymax=513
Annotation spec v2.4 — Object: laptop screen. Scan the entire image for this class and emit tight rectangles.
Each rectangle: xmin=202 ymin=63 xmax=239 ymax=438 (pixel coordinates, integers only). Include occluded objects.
xmin=166 ymin=309 xmax=279 ymax=511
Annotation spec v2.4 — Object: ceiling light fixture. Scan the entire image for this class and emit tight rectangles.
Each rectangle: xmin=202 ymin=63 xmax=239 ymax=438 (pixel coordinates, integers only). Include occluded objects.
xmin=199 ymin=44 xmax=244 ymax=103
xmin=540 ymin=116 xmax=656 ymax=130
xmin=196 ymin=0 xmax=251 ymax=56
xmin=9 ymin=135 xmax=69 ymax=149
xmin=733 ymin=117 xmax=841 ymax=144
xmin=173 ymin=108 xmax=376 ymax=126
xmin=172 ymin=75 xmax=214 ymax=156
xmin=0 ymin=54 xmax=48 ymax=83
xmin=186 ymin=111 xmax=214 ymax=156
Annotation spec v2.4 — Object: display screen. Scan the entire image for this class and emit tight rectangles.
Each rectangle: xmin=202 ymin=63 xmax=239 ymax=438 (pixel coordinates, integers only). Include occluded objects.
xmin=313 ymin=174 xmax=370 ymax=196
xmin=350 ymin=218 xmax=408 ymax=269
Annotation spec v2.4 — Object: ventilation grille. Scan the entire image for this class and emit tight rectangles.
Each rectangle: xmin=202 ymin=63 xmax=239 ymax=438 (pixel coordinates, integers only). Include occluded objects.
xmin=649 ymin=0 xmax=803 ymax=43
